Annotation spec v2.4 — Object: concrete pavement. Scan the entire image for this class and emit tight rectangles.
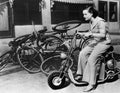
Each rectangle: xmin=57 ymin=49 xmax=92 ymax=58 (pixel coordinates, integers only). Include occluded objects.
xmin=0 ymin=69 xmax=120 ymax=93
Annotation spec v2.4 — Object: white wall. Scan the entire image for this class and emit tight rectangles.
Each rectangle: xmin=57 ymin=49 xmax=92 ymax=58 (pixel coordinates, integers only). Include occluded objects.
xmin=0 ymin=25 xmax=44 ymax=55
xmin=15 ymin=25 xmax=44 ymax=37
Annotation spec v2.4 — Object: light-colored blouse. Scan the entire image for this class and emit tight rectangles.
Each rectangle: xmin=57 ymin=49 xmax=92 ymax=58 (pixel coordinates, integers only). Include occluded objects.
xmin=89 ymin=16 xmax=111 ymax=45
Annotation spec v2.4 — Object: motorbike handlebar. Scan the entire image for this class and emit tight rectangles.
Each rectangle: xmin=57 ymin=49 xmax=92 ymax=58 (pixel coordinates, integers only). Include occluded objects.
xmin=75 ymin=30 xmax=93 ymax=39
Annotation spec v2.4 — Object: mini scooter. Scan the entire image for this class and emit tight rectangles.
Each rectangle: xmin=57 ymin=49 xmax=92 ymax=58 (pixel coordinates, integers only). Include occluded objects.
xmin=47 ymin=33 xmax=120 ymax=90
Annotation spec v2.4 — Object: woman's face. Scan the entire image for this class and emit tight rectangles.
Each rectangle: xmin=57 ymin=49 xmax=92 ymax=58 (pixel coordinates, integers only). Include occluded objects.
xmin=83 ymin=10 xmax=92 ymax=21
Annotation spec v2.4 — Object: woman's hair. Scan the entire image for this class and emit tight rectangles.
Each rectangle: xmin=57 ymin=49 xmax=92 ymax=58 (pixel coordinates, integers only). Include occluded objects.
xmin=84 ymin=6 xmax=98 ymax=18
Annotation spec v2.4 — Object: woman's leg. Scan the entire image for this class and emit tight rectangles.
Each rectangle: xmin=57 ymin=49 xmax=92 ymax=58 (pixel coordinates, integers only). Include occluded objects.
xmin=82 ymin=43 xmax=110 ymax=85
xmin=76 ymin=46 xmax=93 ymax=75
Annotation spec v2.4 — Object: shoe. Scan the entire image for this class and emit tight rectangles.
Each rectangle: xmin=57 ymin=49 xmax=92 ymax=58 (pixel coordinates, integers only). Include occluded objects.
xmin=83 ymin=84 xmax=96 ymax=92
xmin=74 ymin=74 xmax=82 ymax=82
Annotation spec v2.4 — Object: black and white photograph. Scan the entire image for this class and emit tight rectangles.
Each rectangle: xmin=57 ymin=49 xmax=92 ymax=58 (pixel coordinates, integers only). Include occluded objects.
xmin=0 ymin=0 xmax=120 ymax=93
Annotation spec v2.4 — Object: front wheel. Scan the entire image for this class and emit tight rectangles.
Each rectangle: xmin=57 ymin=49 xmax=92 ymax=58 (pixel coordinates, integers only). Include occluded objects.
xmin=48 ymin=71 xmax=69 ymax=90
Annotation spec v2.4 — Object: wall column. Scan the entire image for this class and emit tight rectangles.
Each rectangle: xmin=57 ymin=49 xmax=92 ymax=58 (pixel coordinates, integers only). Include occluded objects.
xmin=41 ymin=0 xmax=52 ymax=30
xmin=93 ymin=0 xmax=99 ymax=10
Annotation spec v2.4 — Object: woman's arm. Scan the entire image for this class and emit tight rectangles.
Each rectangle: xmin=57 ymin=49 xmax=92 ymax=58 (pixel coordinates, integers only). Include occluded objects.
xmin=83 ymin=21 xmax=106 ymax=38
xmin=91 ymin=21 xmax=106 ymax=38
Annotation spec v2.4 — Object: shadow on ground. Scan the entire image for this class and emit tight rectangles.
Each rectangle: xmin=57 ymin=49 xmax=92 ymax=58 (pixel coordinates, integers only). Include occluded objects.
xmin=0 ymin=66 xmax=23 ymax=76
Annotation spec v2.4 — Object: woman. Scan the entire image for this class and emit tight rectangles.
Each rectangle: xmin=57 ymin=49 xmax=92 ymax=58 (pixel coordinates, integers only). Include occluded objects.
xmin=75 ymin=6 xmax=111 ymax=92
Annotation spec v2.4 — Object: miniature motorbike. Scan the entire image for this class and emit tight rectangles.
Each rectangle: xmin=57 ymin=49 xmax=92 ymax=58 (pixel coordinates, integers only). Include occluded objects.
xmin=46 ymin=20 xmax=120 ymax=90
xmin=47 ymin=32 xmax=120 ymax=90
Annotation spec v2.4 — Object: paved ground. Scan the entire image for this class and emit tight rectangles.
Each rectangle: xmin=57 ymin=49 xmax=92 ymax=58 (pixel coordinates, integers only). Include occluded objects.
xmin=0 ymin=34 xmax=120 ymax=93
xmin=0 ymin=66 xmax=120 ymax=93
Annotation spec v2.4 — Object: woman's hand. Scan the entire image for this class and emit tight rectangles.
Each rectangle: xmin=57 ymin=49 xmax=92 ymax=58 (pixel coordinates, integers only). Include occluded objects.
xmin=76 ymin=31 xmax=93 ymax=37
xmin=84 ymin=32 xmax=93 ymax=37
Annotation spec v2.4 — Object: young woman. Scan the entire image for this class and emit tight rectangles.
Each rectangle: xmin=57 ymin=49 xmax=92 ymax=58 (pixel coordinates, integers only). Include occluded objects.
xmin=75 ymin=6 xmax=111 ymax=92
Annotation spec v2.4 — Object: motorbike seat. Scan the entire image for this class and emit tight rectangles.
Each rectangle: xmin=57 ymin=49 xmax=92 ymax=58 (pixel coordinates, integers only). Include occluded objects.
xmin=102 ymin=46 xmax=114 ymax=57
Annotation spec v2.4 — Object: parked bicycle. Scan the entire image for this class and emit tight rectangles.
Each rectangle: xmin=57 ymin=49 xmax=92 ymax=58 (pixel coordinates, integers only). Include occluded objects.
xmin=0 ymin=32 xmax=43 ymax=73
xmin=0 ymin=20 xmax=81 ymax=74
xmin=36 ymin=20 xmax=81 ymax=55
xmin=29 ymin=20 xmax=81 ymax=60
xmin=0 ymin=23 xmax=64 ymax=73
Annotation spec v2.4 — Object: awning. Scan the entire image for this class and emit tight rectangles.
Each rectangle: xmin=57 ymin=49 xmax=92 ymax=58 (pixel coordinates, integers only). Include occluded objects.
xmin=52 ymin=0 xmax=93 ymax=4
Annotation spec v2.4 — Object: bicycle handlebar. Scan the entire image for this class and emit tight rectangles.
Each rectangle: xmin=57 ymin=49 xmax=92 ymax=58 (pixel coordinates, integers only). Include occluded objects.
xmin=77 ymin=30 xmax=89 ymax=33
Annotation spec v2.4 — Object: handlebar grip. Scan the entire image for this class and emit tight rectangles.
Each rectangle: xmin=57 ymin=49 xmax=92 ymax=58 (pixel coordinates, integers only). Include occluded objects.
xmin=78 ymin=30 xmax=89 ymax=33
xmin=38 ymin=28 xmax=47 ymax=33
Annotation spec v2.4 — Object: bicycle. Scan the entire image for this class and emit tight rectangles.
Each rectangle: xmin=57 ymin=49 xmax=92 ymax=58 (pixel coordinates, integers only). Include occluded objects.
xmin=0 ymin=32 xmax=43 ymax=73
xmin=36 ymin=20 xmax=81 ymax=54
xmin=40 ymin=20 xmax=93 ymax=76
xmin=0 ymin=23 xmax=63 ymax=73
xmin=30 ymin=20 xmax=81 ymax=60
xmin=13 ymin=25 xmax=64 ymax=73
xmin=0 ymin=20 xmax=81 ymax=73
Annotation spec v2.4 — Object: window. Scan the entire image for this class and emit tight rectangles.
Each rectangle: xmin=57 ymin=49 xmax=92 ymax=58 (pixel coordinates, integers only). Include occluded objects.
xmin=0 ymin=1 xmax=14 ymax=38
xmin=109 ymin=2 xmax=117 ymax=22
xmin=13 ymin=0 xmax=42 ymax=25
xmin=51 ymin=1 xmax=93 ymax=24
xmin=99 ymin=1 xmax=108 ymax=21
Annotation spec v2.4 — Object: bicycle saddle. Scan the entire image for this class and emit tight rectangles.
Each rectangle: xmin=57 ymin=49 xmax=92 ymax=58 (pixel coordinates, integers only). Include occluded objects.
xmin=106 ymin=46 xmax=114 ymax=52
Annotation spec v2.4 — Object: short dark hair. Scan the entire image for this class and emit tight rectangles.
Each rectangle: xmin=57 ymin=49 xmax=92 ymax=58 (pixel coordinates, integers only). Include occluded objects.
xmin=84 ymin=6 xmax=98 ymax=18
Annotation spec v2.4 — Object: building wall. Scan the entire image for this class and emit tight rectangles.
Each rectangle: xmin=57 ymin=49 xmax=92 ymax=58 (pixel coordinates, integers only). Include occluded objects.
xmin=0 ymin=0 xmax=120 ymax=53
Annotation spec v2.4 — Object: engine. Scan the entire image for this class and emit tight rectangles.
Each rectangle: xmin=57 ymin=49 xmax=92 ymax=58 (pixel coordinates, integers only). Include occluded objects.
xmin=106 ymin=59 xmax=116 ymax=70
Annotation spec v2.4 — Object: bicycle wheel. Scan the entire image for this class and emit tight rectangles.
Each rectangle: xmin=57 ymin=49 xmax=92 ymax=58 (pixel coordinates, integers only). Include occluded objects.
xmin=37 ymin=35 xmax=63 ymax=52
xmin=41 ymin=55 xmax=64 ymax=75
xmin=52 ymin=20 xmax=81 ymax=32
xmin=0 ymin=52 xmax=12 ymax=71
xmin=17 ymin=46 xmax=43 ymax=73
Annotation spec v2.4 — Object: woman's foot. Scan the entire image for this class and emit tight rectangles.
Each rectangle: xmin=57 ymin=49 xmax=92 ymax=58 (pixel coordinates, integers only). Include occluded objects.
xmin=83 ymin=84 xmax=96 ymax=92
xmin=74 ymin=74 xmax=82 ymax=82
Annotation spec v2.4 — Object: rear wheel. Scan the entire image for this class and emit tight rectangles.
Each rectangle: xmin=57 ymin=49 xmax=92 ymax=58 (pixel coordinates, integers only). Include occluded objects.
xmin=17 ymin=46 xmax=43 ymax=73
